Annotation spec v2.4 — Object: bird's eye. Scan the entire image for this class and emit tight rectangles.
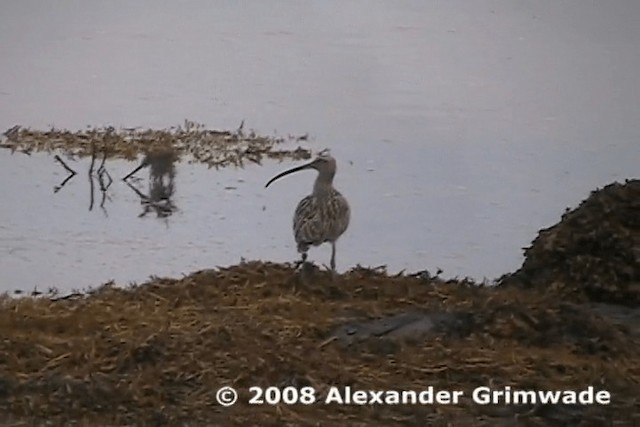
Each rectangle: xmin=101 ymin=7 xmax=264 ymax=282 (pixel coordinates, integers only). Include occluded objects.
xmin=317 ymin=148 xmax=331 ymax=159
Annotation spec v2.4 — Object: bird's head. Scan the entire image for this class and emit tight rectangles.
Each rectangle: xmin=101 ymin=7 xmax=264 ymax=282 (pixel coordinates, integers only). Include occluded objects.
xmin=265 ymin=149 xmax=336 ymax=188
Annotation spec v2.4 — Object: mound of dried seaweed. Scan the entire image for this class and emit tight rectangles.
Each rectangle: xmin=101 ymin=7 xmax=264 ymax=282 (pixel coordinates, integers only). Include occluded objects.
xmin=0 ymin=120 xmax=311 ymax=168
xmin=0 ymin=262 xmax=637 ymax=425
xmin=500 ymin=179 xmax=640 ymax=306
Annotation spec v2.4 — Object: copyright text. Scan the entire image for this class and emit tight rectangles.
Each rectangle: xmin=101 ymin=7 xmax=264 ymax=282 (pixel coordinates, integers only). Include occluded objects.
xmin=215 ymin=385 xmax=611 ymax=406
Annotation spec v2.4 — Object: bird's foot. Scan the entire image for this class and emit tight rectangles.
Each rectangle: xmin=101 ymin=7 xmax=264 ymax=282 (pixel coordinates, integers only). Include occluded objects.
xmin=295 ymin=261 xmax=318 ymax=289
xmin=321 ymin=263 xmax=338 ymax=282
xmin=294 ymin=252 xmax=308 ymax=268
xmin=292 ymin=255 xmax=316 ymax=285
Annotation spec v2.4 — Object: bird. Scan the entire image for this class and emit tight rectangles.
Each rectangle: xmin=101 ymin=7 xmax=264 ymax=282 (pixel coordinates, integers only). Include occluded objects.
xmin=265 ymin=149 xmax=350 ymax=275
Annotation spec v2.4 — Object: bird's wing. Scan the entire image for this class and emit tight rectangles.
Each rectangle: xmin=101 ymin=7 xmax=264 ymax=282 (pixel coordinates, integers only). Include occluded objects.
xmin=293 ymin=195 xmax=324 ymax=246
xmin=331 ymin=192 xmax=351 ymax=236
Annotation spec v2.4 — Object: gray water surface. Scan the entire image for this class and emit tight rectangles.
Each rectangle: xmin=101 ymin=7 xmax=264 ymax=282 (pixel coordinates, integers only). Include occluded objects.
xmin=1 ymin=1 xmax=638 ymax=292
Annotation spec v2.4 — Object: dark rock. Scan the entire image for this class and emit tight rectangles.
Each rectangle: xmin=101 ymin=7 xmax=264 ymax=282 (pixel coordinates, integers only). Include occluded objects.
xmin=326 ymin=310 xmax=473 ymax=347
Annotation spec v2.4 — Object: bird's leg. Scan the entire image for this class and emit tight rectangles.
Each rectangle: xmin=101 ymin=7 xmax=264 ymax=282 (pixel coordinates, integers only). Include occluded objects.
xmin=294 ymin=252 xmax=308 ymax=270
xmin=295 ymin=252 xmax=315 ymax=286
xmin=330 ymin=242 xmax=336 ymax=271
xmin=330 ymin=242 xmax=336 ymax=279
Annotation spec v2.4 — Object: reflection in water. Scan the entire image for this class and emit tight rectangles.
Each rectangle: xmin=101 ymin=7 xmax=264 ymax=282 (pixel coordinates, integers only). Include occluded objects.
xmin=53 ymin=147 xmax=114 ymax=215
xmin=123 ymin=147 xmax=178 ymax=219
xmin=89 ymin=147 xmax=114 ymax=214
xmin=53 ymin=155 xmax=76 ymax=192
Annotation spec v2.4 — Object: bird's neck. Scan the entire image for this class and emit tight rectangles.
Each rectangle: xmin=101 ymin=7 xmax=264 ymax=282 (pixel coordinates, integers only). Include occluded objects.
xmin=313 ymin=175 xmax=335 ymax=197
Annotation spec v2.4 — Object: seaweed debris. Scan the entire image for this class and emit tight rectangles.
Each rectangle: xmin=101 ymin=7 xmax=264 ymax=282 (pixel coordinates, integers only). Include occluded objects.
xmin=500 ymin=179 xmax=640 ymax=306
xmin=0 ymin=120 xmax=312 ymax=169
xmin=0 ymin=261 xmax=638 ymax=425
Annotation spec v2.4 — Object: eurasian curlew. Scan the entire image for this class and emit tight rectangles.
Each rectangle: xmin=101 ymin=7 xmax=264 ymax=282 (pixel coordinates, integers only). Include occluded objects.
xmin=265 ymin=150 xmax=350 ymax=275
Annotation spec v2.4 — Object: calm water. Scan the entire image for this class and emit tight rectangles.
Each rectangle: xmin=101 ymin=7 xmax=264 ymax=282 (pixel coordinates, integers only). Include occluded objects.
xmin=0 ymin=1 xmax=638 ymax=293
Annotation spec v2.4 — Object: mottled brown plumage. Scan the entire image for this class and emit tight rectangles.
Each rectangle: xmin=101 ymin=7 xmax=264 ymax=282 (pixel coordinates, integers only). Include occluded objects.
xmin=265 ymin=150 xmax=350 ymax=272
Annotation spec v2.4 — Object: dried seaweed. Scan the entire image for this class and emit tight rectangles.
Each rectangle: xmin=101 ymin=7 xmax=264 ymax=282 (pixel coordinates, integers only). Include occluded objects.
xmin=0 ymin=260 xmax=638 ymax=425
xmin=500 ymin=179 xmax=640 ymax=306
xmin=0 ymin=120 xmax=312 ymax=169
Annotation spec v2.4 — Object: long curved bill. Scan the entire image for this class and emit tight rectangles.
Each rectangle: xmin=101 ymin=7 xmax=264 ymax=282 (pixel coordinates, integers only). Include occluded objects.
xmin=265 ymin=161 xmax=314 ymax=188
